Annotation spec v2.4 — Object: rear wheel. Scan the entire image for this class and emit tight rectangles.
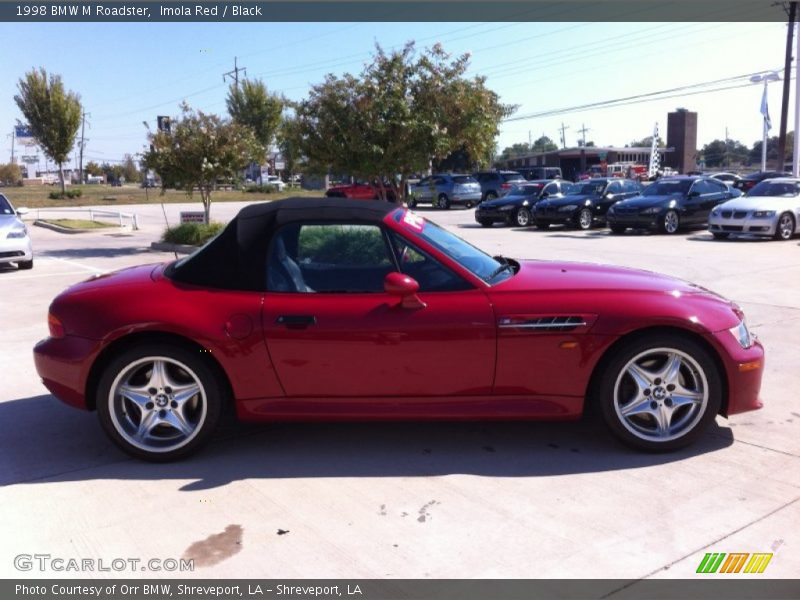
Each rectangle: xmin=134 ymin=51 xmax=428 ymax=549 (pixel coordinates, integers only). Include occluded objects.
xmin=711 ymin=232 xmax=730 ymax=240
xmin=437 ymin=194 xmax=451 ymax=210
xmin=96 ymin=343 xmax=223 ymax=461
xmin=660 ymin=210 xmax=680 ymax=234
xmin=774 ymin=212 xmax=795 ymax=241
xmin=577 ymin=208 xmax=593 ymax=230
xmin=484 ymin=191 xmax=498 ymax=202
xmin=515 ymin=207 xmax=532 ymax=227
xmin=406 ymin=196 xmax=417 ymax=208
xmin=17 ymin=259 xmax=33 ymax=270
xmin=597 ymin=334 xmax=721 ymax=452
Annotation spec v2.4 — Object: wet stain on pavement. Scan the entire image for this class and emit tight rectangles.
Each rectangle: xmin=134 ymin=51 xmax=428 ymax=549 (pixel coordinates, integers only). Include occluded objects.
xmin=183 ymin=524 xmax=243 ymax=567
xmin=417 ymin=500 xmax=440 ymax=523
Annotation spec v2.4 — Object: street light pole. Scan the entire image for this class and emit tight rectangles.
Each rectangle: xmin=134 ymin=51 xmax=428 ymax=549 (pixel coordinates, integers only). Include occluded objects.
xmin=795 ymin=21 xmax=800 ymax=176
xmin=751 ymin=72 xmax=780 ymax=171
xmin=762 ymin=79 xmax=769 ymax=171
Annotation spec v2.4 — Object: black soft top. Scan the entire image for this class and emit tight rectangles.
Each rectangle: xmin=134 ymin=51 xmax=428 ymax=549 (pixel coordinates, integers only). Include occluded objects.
xmin=167 ymin=197 xmax=398 ymax=291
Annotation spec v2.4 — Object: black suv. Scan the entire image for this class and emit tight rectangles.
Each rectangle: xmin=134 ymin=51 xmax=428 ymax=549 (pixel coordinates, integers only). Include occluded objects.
xmin=473 ymin=171 xmax=525 ymax=201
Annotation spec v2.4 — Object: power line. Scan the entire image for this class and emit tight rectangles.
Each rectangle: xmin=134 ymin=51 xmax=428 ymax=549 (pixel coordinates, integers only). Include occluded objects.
xmin=223 ymin=56 xmax=247 ymax=88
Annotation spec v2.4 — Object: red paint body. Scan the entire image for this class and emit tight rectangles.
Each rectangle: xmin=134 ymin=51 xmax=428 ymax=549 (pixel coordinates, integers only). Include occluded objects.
xmin=33 ymin=211 xmax=764 ymax=422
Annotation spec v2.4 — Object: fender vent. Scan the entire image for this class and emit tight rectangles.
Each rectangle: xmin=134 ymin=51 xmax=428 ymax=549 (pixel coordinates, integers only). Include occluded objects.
xmin=498 ymin=315 xmax=588 ymax=332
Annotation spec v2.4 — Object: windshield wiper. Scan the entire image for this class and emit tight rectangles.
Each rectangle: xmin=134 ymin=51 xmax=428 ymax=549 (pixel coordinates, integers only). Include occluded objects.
xmin=488 ymin=256 xmax=514 ymax=281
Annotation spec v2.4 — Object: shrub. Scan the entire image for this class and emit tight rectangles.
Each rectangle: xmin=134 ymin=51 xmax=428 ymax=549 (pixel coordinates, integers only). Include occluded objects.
xmin=48 ymin=191 xmax=61 ymax=200
xmin=162 ymin=222 xmax=224 ymax=246
xmin=244 ymin=184 xmax=280 ymax=194
xmin=48 ymin=188 xmax=83 ymax=199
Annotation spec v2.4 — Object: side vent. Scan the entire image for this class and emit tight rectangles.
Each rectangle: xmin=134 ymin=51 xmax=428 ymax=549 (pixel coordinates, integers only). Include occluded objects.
xmin=498 ymin=315 xmax=589 ymax=332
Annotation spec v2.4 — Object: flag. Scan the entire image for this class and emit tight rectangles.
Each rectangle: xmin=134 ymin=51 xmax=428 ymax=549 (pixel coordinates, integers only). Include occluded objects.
xmin=760 ymin=85 xmax=772 ymax=130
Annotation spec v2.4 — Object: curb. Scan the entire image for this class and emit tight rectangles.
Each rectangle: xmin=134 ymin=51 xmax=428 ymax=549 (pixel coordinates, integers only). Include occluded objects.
xmin=33 ymin=220 xmax=110 ymax=234
xmin=150 ymin=242 xmax=198 ymax=255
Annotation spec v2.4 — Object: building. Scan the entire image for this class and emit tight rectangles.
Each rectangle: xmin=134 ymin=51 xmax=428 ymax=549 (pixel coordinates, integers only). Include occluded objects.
xmin=496 ymin=146 xmax=670 ymax=181
xmin=665 ymin=109 xmax=698 ymax=174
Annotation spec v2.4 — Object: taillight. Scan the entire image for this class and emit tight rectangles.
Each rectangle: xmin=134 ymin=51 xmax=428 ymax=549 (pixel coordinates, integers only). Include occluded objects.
xmin=501 ymin=183 xmax=511 ymax=189
xmin=48 ymin=312 xmax=65 ymax=338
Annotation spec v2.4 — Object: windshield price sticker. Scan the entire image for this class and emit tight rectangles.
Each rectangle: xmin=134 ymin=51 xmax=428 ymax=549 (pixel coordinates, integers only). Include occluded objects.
xmin=402 ymin=210 xmax=425 ymax=232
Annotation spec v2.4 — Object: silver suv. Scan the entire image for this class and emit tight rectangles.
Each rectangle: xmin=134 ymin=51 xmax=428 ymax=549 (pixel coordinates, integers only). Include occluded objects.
xmin=473 ymin=171 xmax=526 ymax=201
xmin=408 ymin=174 xmax=482 ymax=209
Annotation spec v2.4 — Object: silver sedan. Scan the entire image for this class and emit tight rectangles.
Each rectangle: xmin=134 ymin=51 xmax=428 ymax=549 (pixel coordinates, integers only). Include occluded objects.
xmin=0 ymin=193 xmax=33 ymax=269
xmin=708 ymin=177 xmax=800 ymax=241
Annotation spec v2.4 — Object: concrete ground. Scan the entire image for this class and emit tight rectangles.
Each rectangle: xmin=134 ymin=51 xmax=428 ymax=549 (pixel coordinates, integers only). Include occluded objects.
xmin=0 ymin=200 xmax=798 ymax=580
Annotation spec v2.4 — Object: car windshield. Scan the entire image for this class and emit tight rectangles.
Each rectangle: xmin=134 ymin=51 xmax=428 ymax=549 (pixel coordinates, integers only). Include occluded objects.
xmin=747 ymin=181 xmax=800 ymax=197
xmin=0 ymin=194 xmax=14 ymax=215
xmin=572 ymin=182 xmax=605 ymax=195
xmin=452 ymin=176 xmax=477 ymax=184
xmin=509 ymin=184 xmax=543 ymax=195
xmin=642 ymin=180 xmax=693 ymax=196
xmin=393 ymin=209 xmax=513 ymax=284
xmin=502 ymin=173 xmax=525 ymax=182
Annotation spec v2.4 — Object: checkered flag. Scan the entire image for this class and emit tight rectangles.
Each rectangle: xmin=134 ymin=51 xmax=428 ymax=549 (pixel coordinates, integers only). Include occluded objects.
xmin=648 ymin=123 xmax=661 ymax=178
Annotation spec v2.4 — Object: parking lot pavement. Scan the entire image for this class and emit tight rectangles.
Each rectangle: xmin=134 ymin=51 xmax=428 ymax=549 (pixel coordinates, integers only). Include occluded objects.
xmin=1 ymin=201 xmax=798 ymax=580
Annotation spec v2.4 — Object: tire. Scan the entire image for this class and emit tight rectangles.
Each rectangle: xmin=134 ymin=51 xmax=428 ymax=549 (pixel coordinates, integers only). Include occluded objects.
xmin=484 ymin=191 xmax=498 ymax=202
xmin=17 ymin=259 xmax=33 ymax=270
xmin=660 ymin=210 xmax=680 ymax=234
xmin=437 ymin=194 xmax=451 ymax=210
xmin=774 ymin=212 xmax=795 ymax=241
xmin=609 ymin=225 xmax=626 ymax=235
xmin=478 ymin=218 xmax=493 ymax=228
xmin=407 ymin=196 xmax=417 ymax=209
xmin=711 ymin=232 xmax=729 ymax=240
xmin=515 ymin=207 xmax=532 ymax=227
xmin=577 ymin=208 xmax=594 ymax=230
xmin=596 ymin=333 xmax=722 ymax=452
xmin=534 ymin=221 xmax=550 ymax=230
xmin=96 ymin=343 xmax=223 ymax=461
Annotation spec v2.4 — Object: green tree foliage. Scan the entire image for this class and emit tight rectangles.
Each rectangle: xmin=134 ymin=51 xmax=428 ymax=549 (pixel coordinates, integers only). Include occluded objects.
xmin=14 ymin=68 xmax=82 ymax=195
xmin=120 ymin=154 xmax=142 ymax=183
xmin=295 ymin=43 xmax=514 ymax=201
xmin=226 ymin=79 xmax=284 ymax=151
xmin=699 ymin=139 xmax=750 ymax=168
xmin=277 ymin=115 xmax=303 ymax=181
xmin=499 ymin=142 xmax=532 ymax=160
xmin=628 ymin=136 xmax=665 ymax=148
xmin=83 ymin=161 xmax=103 ymax=177
xmin=0 ymin=163 xmax=23 ymax=185
xmin=749 ymin=132 xmax=794 ymax=167
xmin=142 ymin=103 xmax=261 ymax=223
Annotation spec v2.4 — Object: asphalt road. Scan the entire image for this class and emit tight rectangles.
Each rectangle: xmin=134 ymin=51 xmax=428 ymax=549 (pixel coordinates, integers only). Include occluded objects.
xmin=1 ymin=199 xmax=798 ymax=580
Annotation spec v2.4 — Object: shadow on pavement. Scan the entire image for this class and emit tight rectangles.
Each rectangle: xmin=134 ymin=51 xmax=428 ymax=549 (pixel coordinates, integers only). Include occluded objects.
xmin=2 ymin=394 xmax=735 ymax=491
xmin=38 ymin=246 xmax=158 ymax=259
xmin=685 ymin=233 xmax=772 ymax=243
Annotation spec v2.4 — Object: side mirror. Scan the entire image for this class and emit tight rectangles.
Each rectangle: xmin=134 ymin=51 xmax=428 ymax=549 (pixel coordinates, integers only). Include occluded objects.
xmin=540 ymin=192 xmax=549 ymax=198
xmin=16 ymin=207 xmax=29 ymax=216
xmin=384 ymin=272 xmax=426 ymax=309
xmin=605 ymin=193 xmax=615 ymax=200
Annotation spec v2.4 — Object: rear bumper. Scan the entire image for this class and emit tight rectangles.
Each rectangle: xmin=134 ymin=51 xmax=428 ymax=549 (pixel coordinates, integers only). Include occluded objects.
xmin=451 ymin=192 xmax=483 ymax=205
xmin=33 ymin=335 xmax=101 ymax=410
xmin=707 ymin=330 xmax=765 ymax=416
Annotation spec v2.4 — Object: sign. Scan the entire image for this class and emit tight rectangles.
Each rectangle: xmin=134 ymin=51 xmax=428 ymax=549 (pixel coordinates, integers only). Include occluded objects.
xmin=21 ymin=155 xmax=39 ymax=163
xmin=179 ymin=211 xmax=206 ymax=224
xmin=274 ymin=161 xmax=285 ymax=170
xmin=598 ymin=152 xmax=608 ymax=161
xmin=157 ymin=116 xmax=171 ymax=133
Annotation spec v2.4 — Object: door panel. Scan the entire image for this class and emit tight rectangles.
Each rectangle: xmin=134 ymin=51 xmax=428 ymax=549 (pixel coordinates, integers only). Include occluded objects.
xmin=262 ymin=290 xmax=496 ymax=397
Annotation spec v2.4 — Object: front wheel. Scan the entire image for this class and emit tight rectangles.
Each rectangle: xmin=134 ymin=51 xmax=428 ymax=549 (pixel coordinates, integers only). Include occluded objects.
xmin=515 ymin=207 xmax=532 ymax=227
xmin=577 ymin=208 xmax=593 ymax=230
xmin=660 ymin=210 xmax=680 ymax=234
xmin=774 ymin=212 xmax=795 ymax=241
xmin=406 ymin=196 xmax=417 ymax=209
xmin=96 ymin=344 xmax=223 ymax=461
xmin=437 ymin=194 xmax=451 ymax=210
xmin=596 ymin=334 xmax=721 ymax=452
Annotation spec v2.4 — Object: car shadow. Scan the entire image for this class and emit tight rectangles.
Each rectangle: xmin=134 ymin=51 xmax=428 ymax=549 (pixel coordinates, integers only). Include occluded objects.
xmin=37 ymin=246 xmax=159 ymax=259
xmin=685 ymin=233 xmax=773 ymax=243
xmin=2 ymin=394 xmax=735 ymax=491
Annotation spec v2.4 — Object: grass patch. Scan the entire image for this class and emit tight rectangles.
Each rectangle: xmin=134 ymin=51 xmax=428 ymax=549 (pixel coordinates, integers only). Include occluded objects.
xmin=41 ymin=219 xmax=115 ymax=230
xmin=162 ymin=222 xmax=225 ymax=246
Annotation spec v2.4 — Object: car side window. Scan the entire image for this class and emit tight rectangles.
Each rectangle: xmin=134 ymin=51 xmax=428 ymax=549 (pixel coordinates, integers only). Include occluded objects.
xmin=268 ymin=223 xmax=394 ymax=293
xmin=387 ymin=231 xmax=472 ymax=292
xmin=607 ymin=181 xmax=623 ymax=194
xmin=707 ymin=179 xmax=727 ymax=193
xmin=691 ymin=180 xmax=711 ymax=195
xmin=543 ymin=184 xmax=559 ymax=196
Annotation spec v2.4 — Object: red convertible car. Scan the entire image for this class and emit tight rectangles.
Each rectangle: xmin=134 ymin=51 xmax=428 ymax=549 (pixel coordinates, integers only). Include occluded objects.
xmin=34 ymin=198 xmax=764 ymax=461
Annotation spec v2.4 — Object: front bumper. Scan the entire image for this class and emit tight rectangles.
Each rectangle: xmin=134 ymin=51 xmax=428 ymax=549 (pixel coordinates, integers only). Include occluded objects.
xmin=33 ymin=335 xmax=102 ymax=410
xmin=707 ymin=330 xmax=765 ymax=416
xmin=475 ymin=207 xmax=517 ymax=222
xmin=708 ymin=214 xmax=777 ymax=236
xmin=0 ymin=236 xmax=33 ymax=264
xmin=533 ymin=207 xmax=580 ymax=225
xmin=606 ymin=213 xmax=660 ymax=230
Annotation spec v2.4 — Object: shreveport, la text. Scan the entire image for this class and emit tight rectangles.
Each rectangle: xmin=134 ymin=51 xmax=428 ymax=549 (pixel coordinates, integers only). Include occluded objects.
xmin=15 ymin=584 xmax=364 ymax=597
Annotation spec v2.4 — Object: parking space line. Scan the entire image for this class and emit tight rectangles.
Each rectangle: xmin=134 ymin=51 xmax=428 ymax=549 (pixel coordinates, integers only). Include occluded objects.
xmin=4 ymin=271 xmax=96 ymax=280
xmin=45 ymin=256 xmax=107 ymax=274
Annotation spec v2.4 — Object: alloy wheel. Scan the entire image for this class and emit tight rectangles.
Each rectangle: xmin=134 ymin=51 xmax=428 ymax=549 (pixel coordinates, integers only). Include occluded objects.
xmin=578 ymin=208 xmax=593 ymax=230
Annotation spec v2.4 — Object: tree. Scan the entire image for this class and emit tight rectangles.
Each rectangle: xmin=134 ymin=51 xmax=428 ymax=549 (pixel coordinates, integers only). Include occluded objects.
xmin=628 ymin=136 xmax=665 ymax=148
xmin=277 ymin=115 xmax=303 ymax=182
xmin=14 ymin=68 xmax=82 ymax=196
xmin=84 ymin=161 xmax=103 ymax=177
xmin=0 ymin=163 xmax=22 ymax=185
xmin=699 ymin=139 xmax=749 ymax=168
xmin=749 ymin=132 xmax=794 ymax=168
xmin=499 ymin=142 xmax=531 ymax=160
xmin=532 ymin=135 xmax=557 ymax=153
xmin=120 ymin=154 xmax=142 ymax=183
xmin=295 ymin=43 xmax=514 ymax=201
xmin=142 ymin=103 xmax=261 ymax=223
xmin=226 ymin=79 xmax=284 ymax=152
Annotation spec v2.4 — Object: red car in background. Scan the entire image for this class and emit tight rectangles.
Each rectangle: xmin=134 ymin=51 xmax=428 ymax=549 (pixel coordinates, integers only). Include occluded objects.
xmin=325 ymin=181 xmax=396 ymax=201
xmin=33 ymin=198 xmax=764 ymax=461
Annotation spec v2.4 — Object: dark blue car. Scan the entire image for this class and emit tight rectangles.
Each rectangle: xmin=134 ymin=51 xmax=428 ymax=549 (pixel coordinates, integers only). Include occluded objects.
xmin=533 ymin=178 xmax=642 ymax=230
xmin=474 ymin=180 xmax=573 ymax=227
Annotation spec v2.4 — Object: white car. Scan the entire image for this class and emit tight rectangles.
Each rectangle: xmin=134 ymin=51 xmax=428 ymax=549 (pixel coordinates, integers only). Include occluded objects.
xmin=708 ymin=177 xmax=800 ymax=241
xmin=263 ymin=175 xmax=285 ymax=192
xmin=0 ymin=193 xmax=33 ymax=269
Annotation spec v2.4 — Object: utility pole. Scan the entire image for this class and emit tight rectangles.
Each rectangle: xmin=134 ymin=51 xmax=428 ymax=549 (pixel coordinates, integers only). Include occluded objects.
xmin=724 ymin=126 xmax=729 ymax=168
xmin=778 ymin=1 xmax=797 ymax=170
xmin=9 ymin=128 xmax=15 ymax=163
xmin=558 ymin=122 xmax=570 ymax=149
xmin=78 ymin=112 xmax=89 ymax=184
xmin=223 ymin=56 xmax=247 ymax=88
xmin=578 ymin=123 xmax=590 ymax=147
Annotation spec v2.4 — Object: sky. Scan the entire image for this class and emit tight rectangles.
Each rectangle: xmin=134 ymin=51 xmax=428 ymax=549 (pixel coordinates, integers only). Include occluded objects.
xmin=0 ymin=20 xmax=793 ymax=168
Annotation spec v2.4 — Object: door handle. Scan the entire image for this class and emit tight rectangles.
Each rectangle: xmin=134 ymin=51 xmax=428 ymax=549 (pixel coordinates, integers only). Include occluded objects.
xmin=276 ymin=315 xmax=317 ymax=328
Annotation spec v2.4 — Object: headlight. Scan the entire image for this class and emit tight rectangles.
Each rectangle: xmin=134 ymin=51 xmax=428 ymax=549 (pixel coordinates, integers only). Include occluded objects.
xmin=711 ymin=208 xmax=720 ymax=216
xmin=752 ymin=210 xmax=775 ymax=218
xmin=7 ymin=226 xmax=27 ymax=239
xmin=558 ymin=204 xmax=578 ymax=212
xmin=729 ymin=319 xmax=754 ymax=349
xmin=641 ymin=207 xmax=662 ymax=214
